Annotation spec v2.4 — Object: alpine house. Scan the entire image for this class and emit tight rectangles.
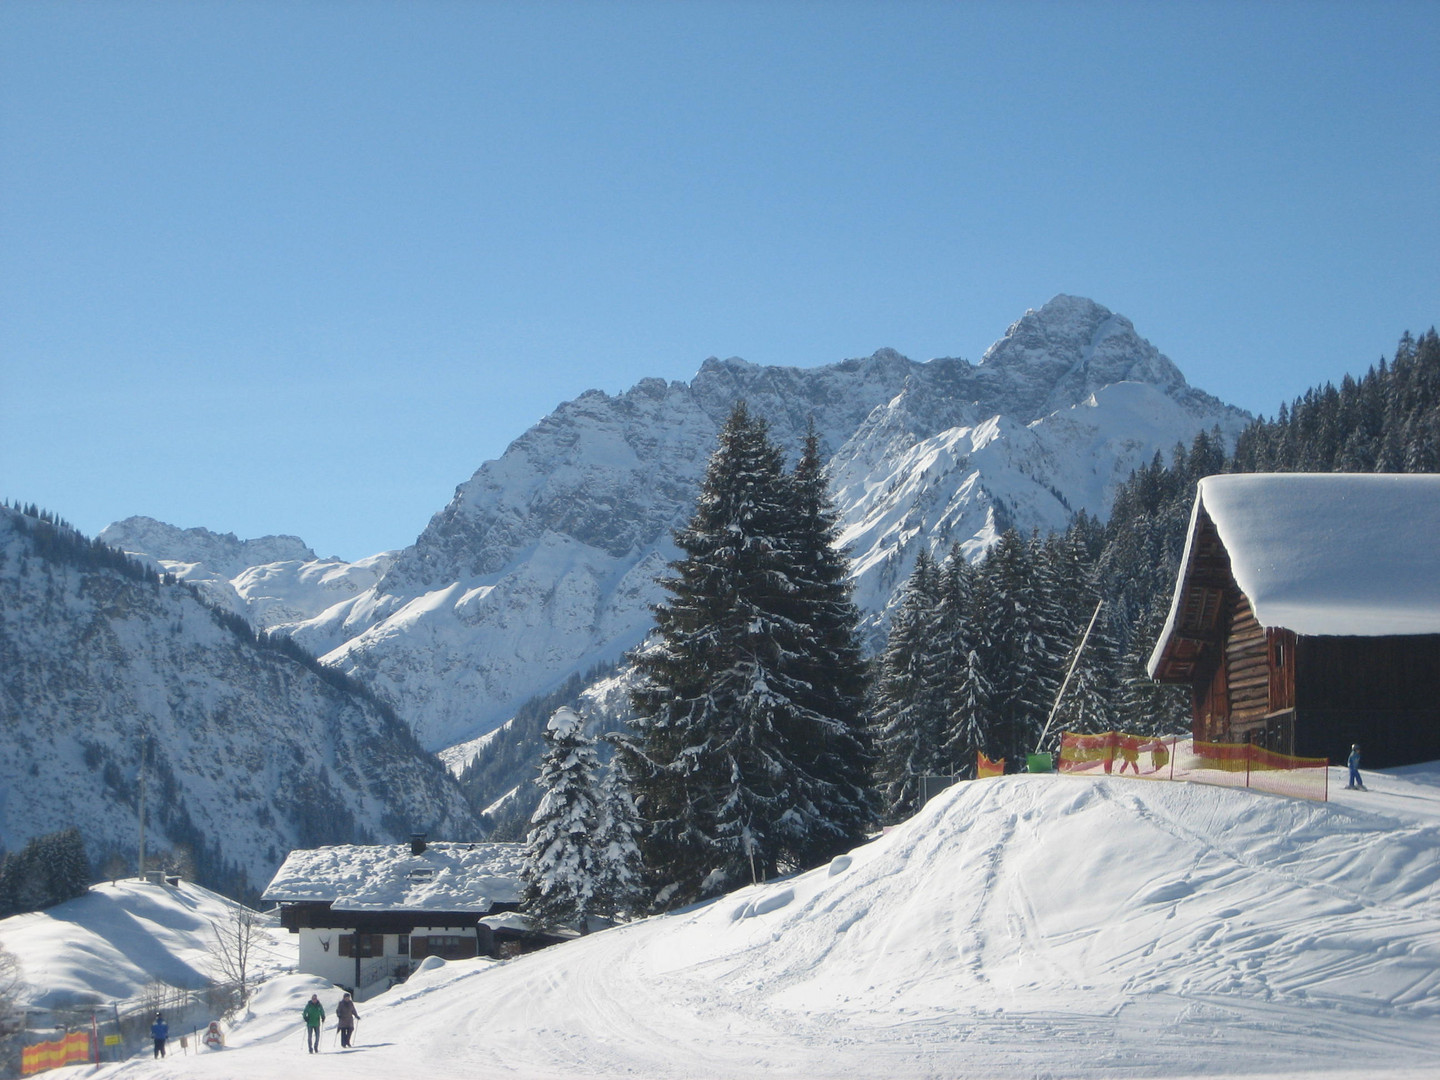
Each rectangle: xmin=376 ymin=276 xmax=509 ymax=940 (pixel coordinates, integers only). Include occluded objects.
xmin=262 ymin=836 xmax=525 ymax=1000
xmin=1147 ymin=473 xmax=1440 ymax=767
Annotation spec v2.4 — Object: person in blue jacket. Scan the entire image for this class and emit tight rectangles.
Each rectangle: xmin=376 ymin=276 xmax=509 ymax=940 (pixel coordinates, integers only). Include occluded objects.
xmin=151 ymin=1013 xmax=169 ymax=1058
xmin=1347 ymin=744 xmax=1365 ymax=790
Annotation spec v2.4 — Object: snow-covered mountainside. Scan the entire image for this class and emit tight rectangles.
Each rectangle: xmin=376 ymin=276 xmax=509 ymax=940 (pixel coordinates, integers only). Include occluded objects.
xmin=14 ymin=765 xmax=1440 ymax=1079
xmin=109 ymin=296 xmax=1250 ymax=752
xmin=99 ymin=516 xmax=396 ymax=633
xmin=0 ymin=508 xmax=479 ymax=897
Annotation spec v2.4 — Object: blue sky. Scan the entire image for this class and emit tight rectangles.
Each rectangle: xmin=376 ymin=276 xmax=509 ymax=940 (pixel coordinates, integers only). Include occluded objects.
xmin=3 ymin=1 xmax=1436 ymax=560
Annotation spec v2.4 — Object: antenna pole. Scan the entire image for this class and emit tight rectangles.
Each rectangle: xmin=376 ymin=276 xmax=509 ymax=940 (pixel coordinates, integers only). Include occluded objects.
xmin=1035 ymin=598 xmax=1104 ymax=754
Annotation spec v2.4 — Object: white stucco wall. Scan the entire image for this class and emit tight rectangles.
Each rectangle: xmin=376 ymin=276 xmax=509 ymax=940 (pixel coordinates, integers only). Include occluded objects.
xmin=295 ymin=924 xmax=481 ymax=1001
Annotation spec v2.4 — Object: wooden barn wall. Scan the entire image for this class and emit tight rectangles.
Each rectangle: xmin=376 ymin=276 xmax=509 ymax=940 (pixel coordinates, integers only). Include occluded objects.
xmin=1294 ymin=635 xmax=1440 ymax=768
xmin=1224 ymin=593 xmax=1269 ymax=731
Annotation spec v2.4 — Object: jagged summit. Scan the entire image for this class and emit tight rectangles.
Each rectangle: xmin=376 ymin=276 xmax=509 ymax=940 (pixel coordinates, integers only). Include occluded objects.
xmin=101 ymin=516 xmax=317 ymax=577
xmin=106 ymin=298 xmax=1251 ymax=752
xmin=976 ymin=294 xmax=1188 ymax=417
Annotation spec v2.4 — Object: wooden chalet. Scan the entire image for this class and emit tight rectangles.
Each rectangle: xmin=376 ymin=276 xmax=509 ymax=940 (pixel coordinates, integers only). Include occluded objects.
xmin=1147 ymin=473 xmax=1440 ymax=768
xmin=262 ymin=835 xmax=526 ymax=1000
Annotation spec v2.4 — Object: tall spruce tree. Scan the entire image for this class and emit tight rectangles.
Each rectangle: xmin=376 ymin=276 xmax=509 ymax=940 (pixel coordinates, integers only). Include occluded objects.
xmin=776 ymin=429 xmax=876 ymax=866
xmin=520 ymin=707 xmax=604 ymax=933
xmin=871 ymin=548 xmax=946 ymax=821
xmin=591 ymin=760 xmax=645 ymax=922
xmin=624 ymin=403 xmax=873 ymax=909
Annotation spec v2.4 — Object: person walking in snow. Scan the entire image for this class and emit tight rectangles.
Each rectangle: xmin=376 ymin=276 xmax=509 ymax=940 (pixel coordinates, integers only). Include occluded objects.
xmin=151 ymin=1013 xmax=169 ymax=1058
xmin=302 ymin=994 xmax=326 ymax=1053
xmin=1347 ymin=744 xmax=1365 ymax=790
xmin=335 ymin=991 xmax=361 ymax=1048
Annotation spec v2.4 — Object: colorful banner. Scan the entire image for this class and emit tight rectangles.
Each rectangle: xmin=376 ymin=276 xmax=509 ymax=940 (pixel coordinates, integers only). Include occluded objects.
xmin=22 ymin=1030 xmax=91 ymax=1075
xmin=977 ymin=752 xmax=1005 ymax=778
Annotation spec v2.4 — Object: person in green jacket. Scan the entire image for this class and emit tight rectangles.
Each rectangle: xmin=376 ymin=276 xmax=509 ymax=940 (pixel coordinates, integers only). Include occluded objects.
xmin=302 ymin=994 xmax=326 ymax=1053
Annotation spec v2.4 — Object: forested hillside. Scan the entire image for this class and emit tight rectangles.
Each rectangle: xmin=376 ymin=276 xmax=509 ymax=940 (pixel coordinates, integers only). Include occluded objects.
xmin=871 ymin=328 xmax=1440 ymax=820
xmin=0 ymin=505 xmax=481 ymax=900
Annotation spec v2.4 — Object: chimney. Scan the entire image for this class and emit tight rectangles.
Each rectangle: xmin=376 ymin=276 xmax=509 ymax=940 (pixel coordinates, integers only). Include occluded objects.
xmin=410 ymin=833 xmax=427 ymax=856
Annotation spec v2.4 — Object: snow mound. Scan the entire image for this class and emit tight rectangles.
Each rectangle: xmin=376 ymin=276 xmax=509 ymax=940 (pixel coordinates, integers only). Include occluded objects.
xmin=68 ymin=766 xmax=1440 ymax=1079
xmin=0 ymin=879 xmax=294 ymax=1011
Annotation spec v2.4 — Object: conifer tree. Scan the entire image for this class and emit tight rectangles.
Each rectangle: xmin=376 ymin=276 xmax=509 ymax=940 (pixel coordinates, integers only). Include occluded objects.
xmin=521 ymin=707 xmax=604 ymax=933
xmin=591 ymin=743 xmax=646 ymax=922
xmin=775 ymin=428 xmax=876 ymax=866
xmin=625 ymin=403 xmax=874 ymax=909
xmin=871 ymin=548 xmax=946 ymax=820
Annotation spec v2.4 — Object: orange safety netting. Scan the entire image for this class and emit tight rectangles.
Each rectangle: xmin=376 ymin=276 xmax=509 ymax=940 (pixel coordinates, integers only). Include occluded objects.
xmin=1056 ymin=732 xmax=1328 ymax=801
xmin=977 ymin=752 xmax=1005 ymax=778
xmin=22 ymin=1031 xmax=91 ymax=1075
xmin=1057 ymin=732 xmax=1174 ymax=777
xmin=1190 ymin=740 xmax=1329 ymax=801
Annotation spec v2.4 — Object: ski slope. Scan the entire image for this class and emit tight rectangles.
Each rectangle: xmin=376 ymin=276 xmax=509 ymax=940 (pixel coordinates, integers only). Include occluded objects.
xmin=24 ymin=763 xmax=1440 ymax=1080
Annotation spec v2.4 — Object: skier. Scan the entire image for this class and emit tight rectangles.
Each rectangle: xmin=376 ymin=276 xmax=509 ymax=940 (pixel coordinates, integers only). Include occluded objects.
xmin=1347 ymin=744 xmax=1366 ymax=790
xmin=302 ymin=994 xmax=326 ymax=1053
xmin=335 ymin=991 xmax=361 ymax=1048
xmin=202 ymin=1020 xmax=225 ymax=1049
xmin=151 ymin=1013 xmax=168 ymax=1058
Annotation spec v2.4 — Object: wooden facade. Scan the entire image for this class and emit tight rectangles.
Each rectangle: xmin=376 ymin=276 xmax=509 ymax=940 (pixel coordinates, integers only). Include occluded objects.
xmin=1151 ymin=507 xmax=1440 ymax=769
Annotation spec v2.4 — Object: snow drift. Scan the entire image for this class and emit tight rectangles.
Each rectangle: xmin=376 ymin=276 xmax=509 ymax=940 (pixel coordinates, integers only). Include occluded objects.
xmin=39 ymin=764 xmax=1440 ymax=1080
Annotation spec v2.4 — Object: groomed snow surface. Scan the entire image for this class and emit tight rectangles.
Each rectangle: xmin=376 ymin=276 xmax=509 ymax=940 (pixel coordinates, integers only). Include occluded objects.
xmin=22 ymin=764 xmax=1440 ymax=1080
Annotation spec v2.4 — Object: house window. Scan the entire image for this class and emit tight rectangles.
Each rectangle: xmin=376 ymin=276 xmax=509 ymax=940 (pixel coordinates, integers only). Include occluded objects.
xmin=411 ymin=934 xmax=473 ymax=961
xmin=338 ymin=933 xmax=385 ymax=958
xmin=397 ymin=935 xmax=409 ymax=956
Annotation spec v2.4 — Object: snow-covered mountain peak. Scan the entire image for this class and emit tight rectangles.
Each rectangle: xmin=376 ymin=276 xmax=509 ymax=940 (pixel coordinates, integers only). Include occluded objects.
xmin=978 ymin=294 xmax=1187 ymax=417
xmin=104 ymin=297 xmax=1250 ymax=753
xmin=98 ymin=516 xmax=396 ymax=634
xmin=101 ymin=516 xmax=317 ymax=577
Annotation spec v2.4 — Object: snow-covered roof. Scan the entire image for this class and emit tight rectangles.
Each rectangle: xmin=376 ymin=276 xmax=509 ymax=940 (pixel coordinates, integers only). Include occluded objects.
xmin=261 ymin=841 xmax=525 ymax=913
xmin=1150 ymin=473 xmax=1440 ymax=675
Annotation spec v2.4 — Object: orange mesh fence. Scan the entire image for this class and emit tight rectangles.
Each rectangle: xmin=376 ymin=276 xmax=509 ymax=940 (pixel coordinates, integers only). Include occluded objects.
xmin=22 ymin=1031 xmax=91 ymax=1075
xmin=976 ymin=752 xmax=1005 ymax=778
xmin=1058 ymin=733 xmax=1328 ymax=802
xmin=1189 ymin=740 xmax=1329 ymax=801
xmin=1058 ymin=732 xmax=1174 ymax=778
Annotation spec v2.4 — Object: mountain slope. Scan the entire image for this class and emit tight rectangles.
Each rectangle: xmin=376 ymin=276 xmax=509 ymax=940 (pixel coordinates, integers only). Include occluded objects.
xmin=98 ymin=516 xmax=396 ymax=633
xmin=37 ymin=764 xmax=1440 ymax=1080
xmin=97 ymin=297 xmax=1250 ymax=753
xmin=0 ymin=508 xmax=479 ymax=898
xmin=292 ymin=296 xmax=1248 ymax=749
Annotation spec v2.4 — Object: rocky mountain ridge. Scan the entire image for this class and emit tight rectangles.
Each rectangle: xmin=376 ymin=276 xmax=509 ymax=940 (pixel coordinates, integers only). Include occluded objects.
xmin=102 ymin=296 xmax=1251 ymax=754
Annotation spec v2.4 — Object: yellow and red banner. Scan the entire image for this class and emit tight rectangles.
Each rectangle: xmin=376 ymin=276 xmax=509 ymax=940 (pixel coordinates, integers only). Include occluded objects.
xmin=977 ymin=752 xmax=1005 ymax=778
xmin=22 ymin=1030 xmax=91 ymax=1075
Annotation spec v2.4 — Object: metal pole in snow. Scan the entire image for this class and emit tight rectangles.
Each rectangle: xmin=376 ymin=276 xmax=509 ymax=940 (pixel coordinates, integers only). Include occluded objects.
xmin=1035 ymin=598 xmax=1105 ymax=755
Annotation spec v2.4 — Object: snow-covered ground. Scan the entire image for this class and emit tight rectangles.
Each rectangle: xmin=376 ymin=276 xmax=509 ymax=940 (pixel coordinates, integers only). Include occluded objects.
xmin=15 ymin=762 xmax=1440 ymax=1079
xmin=0 ymin=880 xmax=296 ymax=1013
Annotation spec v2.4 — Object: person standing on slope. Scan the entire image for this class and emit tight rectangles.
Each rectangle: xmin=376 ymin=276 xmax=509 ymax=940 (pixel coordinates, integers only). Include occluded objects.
xmin=335 ymin=991 xmax=361 ymax=1048
xmin=1347 ymin=744 xmax=1366 ymax=790
xmin=151 ymin=1013 xmax=168 ymax=1058
xmin=302 ymin=994 xmax=326 ymax=1053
